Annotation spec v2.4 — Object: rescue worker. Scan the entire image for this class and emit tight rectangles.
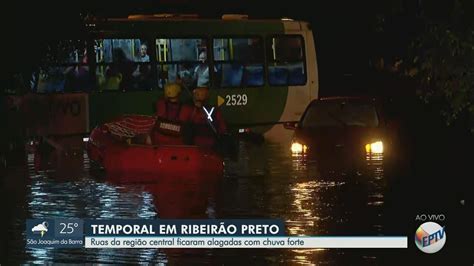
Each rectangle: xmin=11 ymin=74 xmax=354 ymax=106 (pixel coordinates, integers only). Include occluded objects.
xmin=152 ymin=83 xmax=192 ymax=145
xmin=188 ymin=87 xmax=227 ymax=148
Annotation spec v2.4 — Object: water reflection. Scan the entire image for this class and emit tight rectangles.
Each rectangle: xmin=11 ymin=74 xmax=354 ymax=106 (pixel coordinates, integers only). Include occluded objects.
xmin=5 ymin=141 xmax=389 ymax=264
xmin=24 ymin=149 xmax=167 ymax=263
xmin=286 ymin=180 xmax=321 ymax=236
xmin=142 ymin=178 xmax=218 ymax=219
xmin=284 ymin=144 xmax=387 ymax=264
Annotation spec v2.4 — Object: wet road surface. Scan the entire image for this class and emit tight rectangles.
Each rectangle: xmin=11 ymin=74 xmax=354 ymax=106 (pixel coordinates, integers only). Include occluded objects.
xmin=2 ymin=141 xmax=411 ymax=264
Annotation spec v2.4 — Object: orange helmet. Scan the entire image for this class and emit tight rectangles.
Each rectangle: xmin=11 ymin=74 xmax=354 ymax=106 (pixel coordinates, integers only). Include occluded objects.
xmin=164 ymin=83 xmax=182 ymax=100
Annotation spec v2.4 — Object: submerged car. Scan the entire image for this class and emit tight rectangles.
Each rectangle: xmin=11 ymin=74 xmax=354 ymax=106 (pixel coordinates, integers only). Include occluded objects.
xmin=285 ymin=97 xmax=391 ymax=172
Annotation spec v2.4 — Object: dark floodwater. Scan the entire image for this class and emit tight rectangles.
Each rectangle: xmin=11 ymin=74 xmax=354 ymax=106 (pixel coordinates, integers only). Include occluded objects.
xmin=4 ymin=141 xmax=393 ymax=264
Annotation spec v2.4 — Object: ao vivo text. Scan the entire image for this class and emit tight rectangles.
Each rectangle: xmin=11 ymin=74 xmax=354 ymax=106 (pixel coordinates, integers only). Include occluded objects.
xmin=415 ymin=214 xmax=446 ymax=222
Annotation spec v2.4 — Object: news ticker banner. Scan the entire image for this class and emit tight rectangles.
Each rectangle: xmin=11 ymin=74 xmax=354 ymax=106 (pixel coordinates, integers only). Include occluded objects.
xmin=26 ymin=219 xmax=407 ymax=249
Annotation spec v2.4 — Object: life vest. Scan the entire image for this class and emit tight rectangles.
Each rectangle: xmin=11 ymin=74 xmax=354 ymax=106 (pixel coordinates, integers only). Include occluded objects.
xmin=155 ymin=101 xmax=184 ymax=137
xmin=189 ymin=105 xmax=218 ymax=137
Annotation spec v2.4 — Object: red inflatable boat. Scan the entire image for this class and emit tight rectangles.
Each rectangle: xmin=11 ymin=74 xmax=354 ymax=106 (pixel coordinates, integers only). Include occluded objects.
xmin=86 ymin=114 xmax=224 ymax=181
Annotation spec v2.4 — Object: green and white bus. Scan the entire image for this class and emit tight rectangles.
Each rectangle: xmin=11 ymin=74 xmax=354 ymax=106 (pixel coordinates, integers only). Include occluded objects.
xmin=22 ymin=14 xmax=318 ymax=142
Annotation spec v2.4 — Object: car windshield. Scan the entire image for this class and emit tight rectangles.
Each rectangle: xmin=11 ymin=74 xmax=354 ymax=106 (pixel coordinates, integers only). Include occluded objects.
xmin=301 ymin=100 xmax=379 ymax=128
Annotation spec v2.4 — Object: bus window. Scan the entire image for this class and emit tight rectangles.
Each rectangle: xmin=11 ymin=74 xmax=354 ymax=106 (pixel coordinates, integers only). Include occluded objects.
xmin=213 ymin=37 xmax=264 ymax=87
xmin=34 ymin=40 xmax=91 ymax=93
xmin=95 ymin=39 xmax=154 ymax=91
xmin=155 ymin=38 xmax=209 ymax=89
xmin=268 ymin=35 xmax=306 ymax=86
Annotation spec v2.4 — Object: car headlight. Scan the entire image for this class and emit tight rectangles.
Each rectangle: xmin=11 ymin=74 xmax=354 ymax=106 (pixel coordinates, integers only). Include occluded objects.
xmin=365 ymin=141 xmax=383 ymax=153
xmin=291 ymin=142 xmax=308 ymax=154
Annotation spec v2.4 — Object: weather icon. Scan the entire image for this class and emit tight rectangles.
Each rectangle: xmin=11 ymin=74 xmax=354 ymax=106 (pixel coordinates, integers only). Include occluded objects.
xmin=32 ymin=221 xmax=48 ymax=237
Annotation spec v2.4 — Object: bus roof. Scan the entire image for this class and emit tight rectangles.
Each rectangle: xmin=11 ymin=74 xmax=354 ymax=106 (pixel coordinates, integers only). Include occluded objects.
xmin=96 ymin=13 xmax=305 ymax=23
xmin=85 ymin=14 xmax=311 ymax=34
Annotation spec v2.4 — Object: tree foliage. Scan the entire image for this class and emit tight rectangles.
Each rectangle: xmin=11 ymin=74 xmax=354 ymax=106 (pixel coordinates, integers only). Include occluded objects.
xmin=372 ymin=0 xmax=474 ymax=129
xmin=411 ymin=0 xmax=473 ymax=127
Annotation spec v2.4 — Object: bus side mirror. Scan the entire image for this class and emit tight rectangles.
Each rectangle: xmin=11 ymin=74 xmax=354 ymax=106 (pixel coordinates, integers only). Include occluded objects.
xmin=283 ymin=121 xmax=299 ymax=130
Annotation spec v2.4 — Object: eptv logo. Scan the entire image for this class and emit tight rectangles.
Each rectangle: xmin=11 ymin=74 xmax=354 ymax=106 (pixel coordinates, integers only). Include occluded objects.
xmin=414 ymin=222 xmax=446 ymax=254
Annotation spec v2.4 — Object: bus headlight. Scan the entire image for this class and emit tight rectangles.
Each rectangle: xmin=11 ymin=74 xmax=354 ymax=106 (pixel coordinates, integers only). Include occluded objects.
xmin=291 ymin=142 xmax=308 ymax=154
xmin=365 ymin=141 xmax=383 ymax=153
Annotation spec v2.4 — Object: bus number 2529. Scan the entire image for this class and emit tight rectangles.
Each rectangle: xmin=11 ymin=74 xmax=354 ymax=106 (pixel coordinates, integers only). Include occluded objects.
xmin=225 ymin=94 xmax=248 ymax=106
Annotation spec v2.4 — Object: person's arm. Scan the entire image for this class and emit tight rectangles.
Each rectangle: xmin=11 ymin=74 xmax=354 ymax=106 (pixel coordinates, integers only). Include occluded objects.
xmin=156 ymin=99 xmax=166 ymax=118
xmin=132 ymin=64 xmax=143 ymax=78
xmin=63 ymin=66 xmax=75 ymax=75
xmin=215 ymin=109 xmax=227 ymax=134
xmin=193 ymin=66 xmax=199 ymax=80
xmin=105 ymin=65 xmax=112 ymax=77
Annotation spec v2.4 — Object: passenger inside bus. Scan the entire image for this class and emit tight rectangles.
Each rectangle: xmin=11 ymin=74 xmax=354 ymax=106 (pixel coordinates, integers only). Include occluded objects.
xmin=34 ymin=42 xmax=91 ymax=93
xmin=105 ymin=48 xmax=135 ymax=90
xmin=63 ymin=50 xmax=91 ymax=91
xmin=177 ymin=63 xmax=195 ymax=89
xmin=132 ymin=64 xmax=153 ymax=90
xmin=135 ymin=43 xmax=150 ymax=62
xmin=193 ymin=51 xmax=215 ymax=87
xmin=131 ymin=43 xmax=153 ymax=89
